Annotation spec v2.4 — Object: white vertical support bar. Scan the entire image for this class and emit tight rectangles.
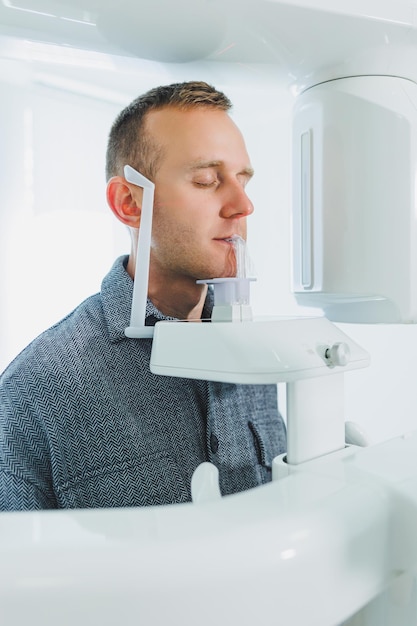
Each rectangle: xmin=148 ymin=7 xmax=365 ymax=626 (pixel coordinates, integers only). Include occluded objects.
xmin=301 ymin=129 xmax=313 ymax=289
xmin=286 ymin=373 xmax=345 ymax=465
xmin=124 ymin=164 xmax=155 ymax=339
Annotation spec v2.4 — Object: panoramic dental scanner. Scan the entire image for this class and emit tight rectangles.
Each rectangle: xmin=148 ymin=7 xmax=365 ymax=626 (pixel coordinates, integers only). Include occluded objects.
xmin=2 ymin=1 xmax=417 ymax=625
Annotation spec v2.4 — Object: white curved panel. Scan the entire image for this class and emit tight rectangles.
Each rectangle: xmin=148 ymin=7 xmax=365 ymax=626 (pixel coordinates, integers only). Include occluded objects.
xmin=2 ymin=434 xmax=417 ymax=625
xmin=1 ymin=1 xmax=417 ymax=89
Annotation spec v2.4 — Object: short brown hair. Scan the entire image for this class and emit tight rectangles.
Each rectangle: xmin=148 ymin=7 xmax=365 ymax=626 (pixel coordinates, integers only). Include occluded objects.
xmin=105 ymin=81 xmax=232 ymax=181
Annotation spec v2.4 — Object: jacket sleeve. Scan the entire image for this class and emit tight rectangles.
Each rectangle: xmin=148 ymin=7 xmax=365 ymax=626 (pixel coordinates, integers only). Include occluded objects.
xmin=0 ymin=370 xmax=57 ymax=511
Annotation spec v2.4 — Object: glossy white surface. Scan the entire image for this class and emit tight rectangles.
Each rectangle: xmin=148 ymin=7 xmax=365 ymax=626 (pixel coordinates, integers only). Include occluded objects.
xmin=2 ymin=434 xmax=417 ymax=625
xmin=1 ymin=1 xmax=417 ymax=91
xmin=292 ymin=76 xmax=417 ymax=323
xmin=150 ymin=316 xmax=369 ymax=383
xmin=286 ymin=374 xmax=346 ymax=463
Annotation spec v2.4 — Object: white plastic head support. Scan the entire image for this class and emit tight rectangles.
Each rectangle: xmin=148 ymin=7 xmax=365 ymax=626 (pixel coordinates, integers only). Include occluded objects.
xmin=123 ymin=164 xmax=156 ymax=339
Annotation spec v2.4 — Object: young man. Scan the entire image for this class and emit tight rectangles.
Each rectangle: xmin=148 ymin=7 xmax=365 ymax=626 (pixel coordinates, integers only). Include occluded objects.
xmin=0 ymin=81 xmax=286 ymax=510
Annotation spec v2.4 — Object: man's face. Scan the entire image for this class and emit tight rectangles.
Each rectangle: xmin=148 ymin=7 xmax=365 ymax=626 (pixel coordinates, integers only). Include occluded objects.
xmin=145 ymin=106 xmax=254 ymax=282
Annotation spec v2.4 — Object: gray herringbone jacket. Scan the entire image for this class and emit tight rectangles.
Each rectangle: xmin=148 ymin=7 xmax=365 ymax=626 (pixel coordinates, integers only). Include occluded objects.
xmin=0 ymin=256 xmax=286 ymax=510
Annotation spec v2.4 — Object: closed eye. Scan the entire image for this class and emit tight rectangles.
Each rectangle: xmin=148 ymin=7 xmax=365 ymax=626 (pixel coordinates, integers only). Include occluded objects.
xmin=193 ymin=180 xmax=218 ymax=188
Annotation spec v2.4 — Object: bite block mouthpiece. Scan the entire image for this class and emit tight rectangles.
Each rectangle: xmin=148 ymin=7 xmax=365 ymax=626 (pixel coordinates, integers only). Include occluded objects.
xmin=197 ymin=235 xmax=256 ymax=322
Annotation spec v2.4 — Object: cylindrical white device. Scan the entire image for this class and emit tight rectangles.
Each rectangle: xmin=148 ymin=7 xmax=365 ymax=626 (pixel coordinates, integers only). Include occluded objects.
xmin=292 ymin=75 xmax=417 ymax=323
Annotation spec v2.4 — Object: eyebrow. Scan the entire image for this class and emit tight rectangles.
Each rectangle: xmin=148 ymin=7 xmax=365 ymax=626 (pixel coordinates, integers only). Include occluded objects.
xmin=188 ymin=160 xmax=255 ymax=178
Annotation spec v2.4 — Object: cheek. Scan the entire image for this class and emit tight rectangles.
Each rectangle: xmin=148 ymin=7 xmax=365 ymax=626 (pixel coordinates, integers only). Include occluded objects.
xmin=151 ymin=206 xmax=197 ymax=252
xmin=153 ymin=194 xmax=212 ymax=236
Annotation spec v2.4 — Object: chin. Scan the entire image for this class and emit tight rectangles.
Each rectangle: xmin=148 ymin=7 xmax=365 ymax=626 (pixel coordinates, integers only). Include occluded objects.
xmin=203 ymin=267 xmax=236 ymax=280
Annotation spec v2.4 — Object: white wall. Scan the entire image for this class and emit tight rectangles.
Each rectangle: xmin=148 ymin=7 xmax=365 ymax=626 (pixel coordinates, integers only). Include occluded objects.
xmin=0 ymin=79 xmax=129 ymax=368
xmin=1 ymin=48 xmax=417 ymax=447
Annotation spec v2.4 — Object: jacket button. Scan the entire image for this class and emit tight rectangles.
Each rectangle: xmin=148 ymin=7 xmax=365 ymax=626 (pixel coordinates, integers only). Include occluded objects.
xmin=210 ymin=433 xmax=219 ymax=454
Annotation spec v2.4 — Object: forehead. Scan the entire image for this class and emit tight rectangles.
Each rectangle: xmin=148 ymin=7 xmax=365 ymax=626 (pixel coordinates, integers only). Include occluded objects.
xmin=144 ymin=106 xmax=251 ymax=170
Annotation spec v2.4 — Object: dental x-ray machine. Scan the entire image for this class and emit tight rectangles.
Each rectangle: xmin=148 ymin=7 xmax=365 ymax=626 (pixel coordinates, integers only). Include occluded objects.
xmin=2 ymin=1 xmax=417 ymax=625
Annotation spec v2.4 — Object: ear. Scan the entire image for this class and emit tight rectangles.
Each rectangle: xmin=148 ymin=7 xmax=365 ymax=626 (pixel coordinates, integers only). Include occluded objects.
xmin=106 ymin=176 xmax=144 ymax=228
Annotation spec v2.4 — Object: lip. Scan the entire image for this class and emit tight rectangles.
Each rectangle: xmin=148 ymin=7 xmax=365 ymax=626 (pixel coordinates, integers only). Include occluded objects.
xmin=213 ymin=238 xmax=235 ymax=246
xmin=213 ymin=235 xmax=242 ymax=242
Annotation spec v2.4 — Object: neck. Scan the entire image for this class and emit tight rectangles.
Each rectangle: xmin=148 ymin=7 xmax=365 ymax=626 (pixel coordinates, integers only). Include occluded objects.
xmin=126 ymin=248 xmax=208 ymax=321
xmin=149 ymin=279 xmax=208 ymax=320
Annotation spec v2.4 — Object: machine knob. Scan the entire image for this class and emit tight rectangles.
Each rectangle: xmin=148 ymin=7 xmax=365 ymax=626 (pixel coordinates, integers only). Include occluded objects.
xmin=324 ymin=342 xmax=350 ymax=366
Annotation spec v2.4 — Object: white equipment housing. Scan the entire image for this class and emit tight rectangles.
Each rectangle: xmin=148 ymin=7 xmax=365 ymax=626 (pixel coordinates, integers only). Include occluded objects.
xmin=293 ymin=76 xmax=417 ymax=323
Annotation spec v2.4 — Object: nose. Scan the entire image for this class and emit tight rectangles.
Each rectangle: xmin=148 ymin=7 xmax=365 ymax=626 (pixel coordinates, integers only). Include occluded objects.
xmin=219 ymin=180 xmax=254 ymax=220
